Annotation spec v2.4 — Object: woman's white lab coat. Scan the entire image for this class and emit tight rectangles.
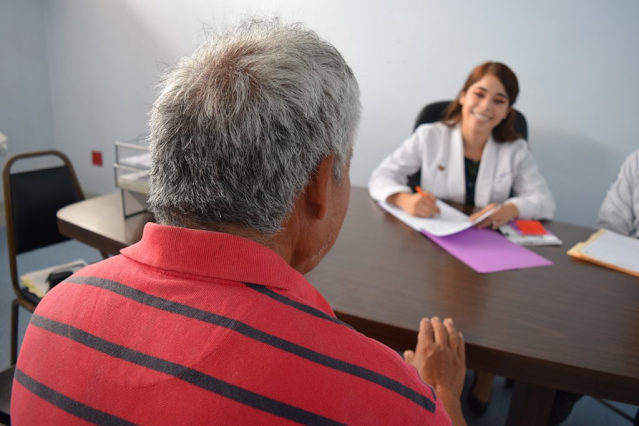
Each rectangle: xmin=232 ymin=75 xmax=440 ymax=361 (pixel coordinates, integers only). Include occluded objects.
xmin=368 ymin=122 xmax=555 ymax=220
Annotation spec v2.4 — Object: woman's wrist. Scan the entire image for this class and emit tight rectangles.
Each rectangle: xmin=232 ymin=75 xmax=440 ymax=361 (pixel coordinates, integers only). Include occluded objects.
xmin=386 ymin=192 xmax=410 ymax=207
xmin=503 ymin=202 xmax=519 ymax=219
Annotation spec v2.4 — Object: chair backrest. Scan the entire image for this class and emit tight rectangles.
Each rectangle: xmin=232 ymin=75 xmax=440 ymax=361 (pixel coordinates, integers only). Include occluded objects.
xmin=413 ymin=100 xmax=529 ymax=140
xmin=0 ymin=365 xmax=15 ymax=424
xmin=2 ymin=150 xmax=84 ymax=294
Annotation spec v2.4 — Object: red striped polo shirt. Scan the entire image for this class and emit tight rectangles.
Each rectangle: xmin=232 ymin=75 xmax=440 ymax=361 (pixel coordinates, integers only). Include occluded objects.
xmin=12 ymin=223 xmax=451 ymax=425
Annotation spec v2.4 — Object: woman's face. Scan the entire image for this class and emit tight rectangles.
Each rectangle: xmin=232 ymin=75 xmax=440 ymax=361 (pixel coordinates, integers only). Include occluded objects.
xmin=459 ymin=74 xmax=511 ymax=135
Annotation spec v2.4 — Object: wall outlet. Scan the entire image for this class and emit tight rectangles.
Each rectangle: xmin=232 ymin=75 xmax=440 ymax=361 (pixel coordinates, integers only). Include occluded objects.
xmin=92 ymin=150 xmax=103 ymax=166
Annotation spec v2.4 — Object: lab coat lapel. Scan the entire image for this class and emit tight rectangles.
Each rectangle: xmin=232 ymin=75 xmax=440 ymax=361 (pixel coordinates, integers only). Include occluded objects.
xmin=446 ymin=125 xmax=466 ymax=202
xmin=475 ymin=137 xmax=497 ymax=207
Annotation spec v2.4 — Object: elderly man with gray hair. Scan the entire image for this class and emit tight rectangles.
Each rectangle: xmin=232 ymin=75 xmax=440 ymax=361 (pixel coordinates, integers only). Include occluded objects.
xmin=12 ymin=19 xmax=466 ymax=425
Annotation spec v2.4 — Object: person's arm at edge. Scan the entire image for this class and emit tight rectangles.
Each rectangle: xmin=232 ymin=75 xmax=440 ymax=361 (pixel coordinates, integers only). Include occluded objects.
xmin=596 ymin=150 xmax=639 ymax=236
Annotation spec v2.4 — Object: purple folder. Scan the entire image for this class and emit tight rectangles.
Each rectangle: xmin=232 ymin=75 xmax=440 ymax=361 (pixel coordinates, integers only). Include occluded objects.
xmin=421 ymin=227 xmax=552 ymax=273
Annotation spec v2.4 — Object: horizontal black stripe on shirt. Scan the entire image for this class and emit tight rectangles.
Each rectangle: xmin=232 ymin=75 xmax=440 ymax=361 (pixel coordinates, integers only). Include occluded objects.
xmin=14 ymin=368 xmax=136 ymax=426
xmin=29 ymin=314 xmax=343 ymax=426
xmin=242 ymin=282 xmax=353 ymax=328
xmin=65 ymin=275 xmax=437 ymax=413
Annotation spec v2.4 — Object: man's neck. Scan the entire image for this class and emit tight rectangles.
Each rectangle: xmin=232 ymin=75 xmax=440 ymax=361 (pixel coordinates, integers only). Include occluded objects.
xmin=161 ymin=219 xmax=295 ymax=266
xmin=203 ymin=222 xmax=299 ymax=270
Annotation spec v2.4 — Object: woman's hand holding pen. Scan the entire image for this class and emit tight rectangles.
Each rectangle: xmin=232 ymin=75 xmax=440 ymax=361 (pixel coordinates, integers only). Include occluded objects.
xmin=387 ymin=187 xmax=441 ymax=217
xmin=470 ymin=202 xmax=519 ymax=230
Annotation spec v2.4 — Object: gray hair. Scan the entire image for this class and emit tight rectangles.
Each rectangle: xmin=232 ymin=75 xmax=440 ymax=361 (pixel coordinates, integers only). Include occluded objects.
xmin=148 ymin=18 xmax=361 ymax=234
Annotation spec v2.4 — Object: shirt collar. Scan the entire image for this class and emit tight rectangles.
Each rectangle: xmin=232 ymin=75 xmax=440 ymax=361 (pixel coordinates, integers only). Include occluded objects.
xmin=121 ymin=223 xmax=333 ymax=315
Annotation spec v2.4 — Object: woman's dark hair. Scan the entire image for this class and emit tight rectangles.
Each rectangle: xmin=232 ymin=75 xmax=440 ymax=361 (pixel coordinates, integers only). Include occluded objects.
xmin=442 ymin=62 xmax=520 ymax=142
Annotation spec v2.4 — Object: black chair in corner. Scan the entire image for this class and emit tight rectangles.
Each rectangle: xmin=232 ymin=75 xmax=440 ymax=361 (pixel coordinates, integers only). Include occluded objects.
xmin=0 ymin=365 xmax=14 ymax=425
xmin=407 ymin=100 xmax=529 ymax=190
xmin=2 ymin=150 xmax=85 ymax=366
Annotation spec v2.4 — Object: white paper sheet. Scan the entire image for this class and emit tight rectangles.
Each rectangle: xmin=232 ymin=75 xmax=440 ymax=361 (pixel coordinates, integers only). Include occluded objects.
xmin=21 ymin=259 xmax=88 ymax=298
xmin=578 ymin=230 xmax=639 ymax=273
xmin=379 ymin=200 xmax=496 ymax=237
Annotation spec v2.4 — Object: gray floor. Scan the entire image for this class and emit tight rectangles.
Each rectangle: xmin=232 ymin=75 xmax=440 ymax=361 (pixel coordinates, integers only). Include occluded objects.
xmin=0 ymin=226 xmax=636 ymax=424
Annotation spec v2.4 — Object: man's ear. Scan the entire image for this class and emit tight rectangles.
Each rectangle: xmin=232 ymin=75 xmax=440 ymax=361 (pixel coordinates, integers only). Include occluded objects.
xmin=306 ymin=155 xmax=335 ymax=221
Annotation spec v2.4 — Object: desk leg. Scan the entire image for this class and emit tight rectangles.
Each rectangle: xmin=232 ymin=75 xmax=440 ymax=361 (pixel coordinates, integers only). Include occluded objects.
xmin=506 ymin=381 xmax=556 ymax=426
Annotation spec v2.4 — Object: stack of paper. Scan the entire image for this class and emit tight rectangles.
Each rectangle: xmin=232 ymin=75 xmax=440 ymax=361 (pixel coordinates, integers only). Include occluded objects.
xmin=21 ymin=259 xmax=88 ymax=298
xmin=499 ymin=221 xmax=562 ymax=246
xmin=118 ymin=152 xmax=151 ymax=169
xmin=568 ymin=229 xmax=639 ymax=277
xmin=117 ymin=170 xmax=150 ymax=195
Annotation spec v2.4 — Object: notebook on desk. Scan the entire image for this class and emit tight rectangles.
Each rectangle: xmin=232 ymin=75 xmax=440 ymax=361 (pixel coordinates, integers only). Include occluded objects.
xmin=499 ymin=222 xmax=562 ymax=246
xmin=378 ymin=201 xmax=553 ymax=273
xmin=568 ymin=229 xmax=639 ymax=277
xmin=378 ymin=200 xmax=496 ymax=237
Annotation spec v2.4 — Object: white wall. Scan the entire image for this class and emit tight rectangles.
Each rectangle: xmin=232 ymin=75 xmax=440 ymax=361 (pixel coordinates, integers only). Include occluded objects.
xmin=9 ymin=0 xmax=639 ymax=226
xmin=44 ymin=1 xmax=168 ymax=197
xmin=0 ymin=0 xmax=57 ymax=202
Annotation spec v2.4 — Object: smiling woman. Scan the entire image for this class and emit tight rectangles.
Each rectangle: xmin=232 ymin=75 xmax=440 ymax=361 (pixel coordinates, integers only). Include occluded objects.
xmin=368 ymin=61 xmax=555 ymax=230
xmin=443 ymin=62 xmax=521 ymax=146
xmin=459 ymin=75 xmax=511 ymax=158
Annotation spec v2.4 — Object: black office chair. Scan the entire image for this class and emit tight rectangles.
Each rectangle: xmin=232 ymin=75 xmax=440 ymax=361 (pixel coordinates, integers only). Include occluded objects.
xmin=407 ymin=100 xmax=529 ymax=190
xmin=3 ymin=150 xmax=85 ymax=365
xmin=0 ymin=365 xmax=14 ymax=425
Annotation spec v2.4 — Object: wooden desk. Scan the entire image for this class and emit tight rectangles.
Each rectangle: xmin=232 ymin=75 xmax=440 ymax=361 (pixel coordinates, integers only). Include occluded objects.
xmin=58 ymin=188 xmax=639 ymax=424
xmin=57 ymin=192 xmax=153 ymax=256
